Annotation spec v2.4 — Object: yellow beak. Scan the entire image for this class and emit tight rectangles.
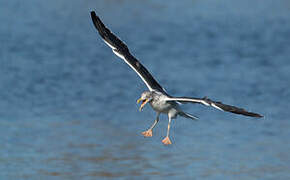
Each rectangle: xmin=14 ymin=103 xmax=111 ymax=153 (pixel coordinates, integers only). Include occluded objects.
xmin=137 ymin=98 xmax=142 ymax=104
xmin=137 ymin=98 xmax=149 ymax=111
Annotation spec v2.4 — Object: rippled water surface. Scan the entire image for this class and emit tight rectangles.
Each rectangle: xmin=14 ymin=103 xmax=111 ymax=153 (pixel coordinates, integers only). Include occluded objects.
xmin=1 ymin=0 xmax=290 ymax=179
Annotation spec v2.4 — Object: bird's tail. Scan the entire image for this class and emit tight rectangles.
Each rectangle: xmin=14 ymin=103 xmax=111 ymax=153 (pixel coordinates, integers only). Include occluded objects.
xmin=178 ymin=111 xmax=198 ymax=120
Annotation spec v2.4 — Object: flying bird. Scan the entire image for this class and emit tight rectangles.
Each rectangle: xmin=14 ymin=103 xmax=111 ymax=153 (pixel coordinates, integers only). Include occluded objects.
xmin=90 ymin=11 xmax=262 ymax=145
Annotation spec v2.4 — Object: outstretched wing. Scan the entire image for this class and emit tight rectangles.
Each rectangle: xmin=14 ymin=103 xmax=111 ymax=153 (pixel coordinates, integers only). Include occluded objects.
xmin=90 ymin=11 xmax=165 ymax=93
xmin=165 ymin=96 xmax=263 ymax=117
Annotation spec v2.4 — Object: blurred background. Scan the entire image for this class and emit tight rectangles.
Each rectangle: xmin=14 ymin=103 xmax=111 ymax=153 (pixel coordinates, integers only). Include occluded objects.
xmin=1 ymin=0 xmax=290 ymax=179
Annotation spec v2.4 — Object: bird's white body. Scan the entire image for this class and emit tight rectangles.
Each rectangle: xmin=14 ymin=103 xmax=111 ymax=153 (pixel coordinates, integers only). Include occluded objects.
xmin=149 ymin=92 xmax=173 ymax=113
xmin=140 ymin=91 xmax=194 ymax=120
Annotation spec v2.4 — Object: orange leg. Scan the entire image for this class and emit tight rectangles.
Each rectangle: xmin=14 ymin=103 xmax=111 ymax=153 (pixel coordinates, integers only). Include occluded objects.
xmin=141 ymin=113 xmax=160 ymax=138
xmin=162 ymin=117 xmax=172 ymax=145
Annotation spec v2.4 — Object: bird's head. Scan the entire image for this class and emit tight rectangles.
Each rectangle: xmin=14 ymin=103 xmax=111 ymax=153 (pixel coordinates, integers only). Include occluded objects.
xmin=137 ymin=91 xmax=152 ymax=111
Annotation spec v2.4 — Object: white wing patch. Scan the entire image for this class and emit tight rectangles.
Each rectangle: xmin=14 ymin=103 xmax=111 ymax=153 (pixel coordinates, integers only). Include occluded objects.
xmin=200 ymin=100 xmax=210 ymax=106
xmin=94 ymin=17 xmax=160 ymax=92
xmin=111 ymin=49 xmax=153 ymax=91
xmin=112 ymin=49 xmax=125 ymax=59
xmin=103 ymin=40 xmax=116 ymax=50
xmin=164 ymin=97 xmax=224 ymax=111
xmin=101 ymin=37 xmax=153 ymax=91
xmin=210 ymin=103 xmax=224 ymax=111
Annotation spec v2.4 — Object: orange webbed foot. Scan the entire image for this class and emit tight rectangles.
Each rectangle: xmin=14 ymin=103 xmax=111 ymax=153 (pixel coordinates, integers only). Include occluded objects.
xmin=162 ymin=136 xmax=172 ymax=145
xmin=141 ymin=129 xmax=153 ymax=137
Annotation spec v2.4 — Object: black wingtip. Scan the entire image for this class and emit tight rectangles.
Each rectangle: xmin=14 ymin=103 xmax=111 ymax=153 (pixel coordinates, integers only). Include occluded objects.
xmin=90 ymin=11 xmax=96 ymax=16
xmin=228 ymin=109 xmax=263 ymax=118
xmin=214 ymin=101 xmax=263 ymax=118
xmin=242 ymin=109 xmax=263 ymax=118
xmin=246 ymin=112 xmax=263 ymax=118
xmin=90 ymin=11 xmax=99 ymax=28
xmin=90 ymin=11 xmax=107 ymax=40
xmin=90 ymin=11 xmax=97 ymax=20
xmin=253 ymin=113 xmax=263 ymax=118
xmin=231 ymin=108 xmax=263 ymax=118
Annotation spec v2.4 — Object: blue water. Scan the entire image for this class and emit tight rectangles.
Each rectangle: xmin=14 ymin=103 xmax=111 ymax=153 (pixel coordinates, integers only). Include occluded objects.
xmin=1 ymin=0 xmax=290 ymax=179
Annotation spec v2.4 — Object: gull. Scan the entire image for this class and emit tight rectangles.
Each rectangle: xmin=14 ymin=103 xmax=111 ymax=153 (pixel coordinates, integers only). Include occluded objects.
xmin=90 ymin=11 xmax=262 ymax=145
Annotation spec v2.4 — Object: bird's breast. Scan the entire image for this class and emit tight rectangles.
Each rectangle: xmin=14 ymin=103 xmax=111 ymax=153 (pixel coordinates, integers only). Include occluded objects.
xmin=150 ymin=99 xmax=172 ymax=113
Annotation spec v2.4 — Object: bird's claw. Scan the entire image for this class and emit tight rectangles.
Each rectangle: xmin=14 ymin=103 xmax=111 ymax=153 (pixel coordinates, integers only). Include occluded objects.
xmin=141 ymin=129 xmax=153 ymax=137
xmin=162 ymin=136 xmax=172 ymax=145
